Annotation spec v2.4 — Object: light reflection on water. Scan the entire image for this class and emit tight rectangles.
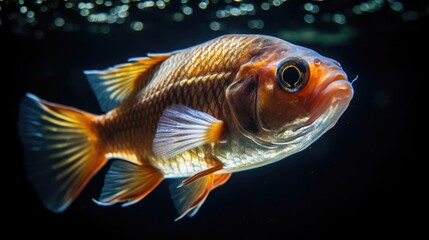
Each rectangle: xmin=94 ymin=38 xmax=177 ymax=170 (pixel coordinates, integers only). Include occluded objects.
xmin=0 ymin=0 xmax=425 ymax=40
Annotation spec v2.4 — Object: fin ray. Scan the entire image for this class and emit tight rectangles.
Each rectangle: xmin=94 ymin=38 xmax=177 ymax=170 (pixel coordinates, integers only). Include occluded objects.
xmin=19 ymin=93 xmax=107 ymax=213
xmin=153 ymin=104 xmax=224 ymax=159
xmin=170 ymin=173 xmax=232 ymax=221
xmin=84 ymin=53 xmax=171 ymax=112
xmin=179 ymin=159 xmax=223 ymax=187
xmin=96 ymin=161 xmax=164 ymax=206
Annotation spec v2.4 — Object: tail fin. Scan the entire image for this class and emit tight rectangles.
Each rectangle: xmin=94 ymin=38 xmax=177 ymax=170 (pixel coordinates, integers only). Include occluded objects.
xmin=19 ymin=93 xmax=107 ymax=213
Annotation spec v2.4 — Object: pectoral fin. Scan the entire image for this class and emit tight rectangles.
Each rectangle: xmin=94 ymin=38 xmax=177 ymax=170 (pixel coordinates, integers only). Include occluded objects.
xmin=153 ymin=104 xmax=225 ymax=159
xmin=170 ymin=173 xmax=232 ymax=221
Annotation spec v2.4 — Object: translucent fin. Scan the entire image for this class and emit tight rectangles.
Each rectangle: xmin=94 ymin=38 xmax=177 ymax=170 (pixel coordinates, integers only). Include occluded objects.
xmin=212 ymin=173 xmax=232 ymax=189
xmin=170 ymin=173 xmax=232 ymax=221
xmin=84 ymin=53 xmax=171 ymax=112
xmin=153 ymin=104 xmax=224 ymax=159
xmin=179 ymin=159 xmax=223 ymax=187
xmin=95 ymin=160 xmax=163 ymax=207
xmin=18 ymin=93 xmax=106 ymax=213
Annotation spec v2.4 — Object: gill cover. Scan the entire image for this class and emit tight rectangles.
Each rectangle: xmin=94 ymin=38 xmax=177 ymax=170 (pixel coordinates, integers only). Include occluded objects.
xmin=226 ymin=74 xmax=259 ymax=134
xmin=226 ymin=54 xmax=314 ymax=142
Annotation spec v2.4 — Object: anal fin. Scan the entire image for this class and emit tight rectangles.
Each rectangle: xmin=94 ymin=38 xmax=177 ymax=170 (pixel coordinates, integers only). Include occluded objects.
xmin=170 ymin=173 xmax=232 ymax=221
xmin=95 ymin=160 xmax=164 ymax=207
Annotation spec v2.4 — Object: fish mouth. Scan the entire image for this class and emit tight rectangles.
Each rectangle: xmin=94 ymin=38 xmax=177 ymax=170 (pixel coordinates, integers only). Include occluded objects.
xmin=312 ymin=71 xmax=353 ymax=102
xmin=307 ymin=71 xmax=354 ymax=126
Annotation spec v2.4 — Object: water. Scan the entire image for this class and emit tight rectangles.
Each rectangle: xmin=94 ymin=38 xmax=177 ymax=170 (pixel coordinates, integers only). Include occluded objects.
xmin=3 ymin=0 xmax=422 ymax=238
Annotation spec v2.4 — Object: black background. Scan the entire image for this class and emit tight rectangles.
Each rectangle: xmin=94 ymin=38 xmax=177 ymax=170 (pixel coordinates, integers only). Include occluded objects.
xmin=2 ymin=1 xmax=421 ymax=239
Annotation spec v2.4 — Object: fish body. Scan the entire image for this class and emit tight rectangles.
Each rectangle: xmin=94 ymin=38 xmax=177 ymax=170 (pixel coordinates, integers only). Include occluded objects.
xmin=96 ymin=35 xmax=255 ymax=177
xmin=19 ymin=34 xmax=354 ymax=219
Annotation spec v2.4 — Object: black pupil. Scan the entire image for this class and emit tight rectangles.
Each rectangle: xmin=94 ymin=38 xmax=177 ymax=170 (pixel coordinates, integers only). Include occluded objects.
xmin=282 ymin=66 xmax=301 ymax=88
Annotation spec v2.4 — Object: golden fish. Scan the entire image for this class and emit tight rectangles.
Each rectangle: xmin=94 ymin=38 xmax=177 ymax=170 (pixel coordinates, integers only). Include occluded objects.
xmin=19 ymin=34 xmax=354 ymax=220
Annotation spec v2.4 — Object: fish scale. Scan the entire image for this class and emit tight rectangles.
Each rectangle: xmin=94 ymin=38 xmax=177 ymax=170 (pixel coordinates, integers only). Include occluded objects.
xmin=97 ymin=35 xmax=262 ymax=176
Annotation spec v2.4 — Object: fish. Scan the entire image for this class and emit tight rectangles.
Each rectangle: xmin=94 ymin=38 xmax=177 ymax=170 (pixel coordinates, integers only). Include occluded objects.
xmin=18 ymin=34 xmax=354 ymax=220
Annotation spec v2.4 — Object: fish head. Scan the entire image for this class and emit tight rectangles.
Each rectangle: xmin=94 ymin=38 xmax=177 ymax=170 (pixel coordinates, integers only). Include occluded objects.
xmin=226 ymin=39 xmax=354 ymax=149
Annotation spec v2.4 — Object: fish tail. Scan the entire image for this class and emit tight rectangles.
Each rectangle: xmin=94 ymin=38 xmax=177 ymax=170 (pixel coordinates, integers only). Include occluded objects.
xmin=19 ymin=93 xmax=107 ymax=213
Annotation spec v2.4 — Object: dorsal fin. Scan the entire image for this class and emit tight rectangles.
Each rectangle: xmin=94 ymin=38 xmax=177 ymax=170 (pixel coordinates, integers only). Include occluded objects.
xmin=84 ymin=53 xmax=172 ymax=112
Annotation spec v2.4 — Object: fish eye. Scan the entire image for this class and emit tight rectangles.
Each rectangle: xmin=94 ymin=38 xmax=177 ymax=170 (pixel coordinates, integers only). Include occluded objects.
xmin=277 ymin=58 xmax=309 ymax=93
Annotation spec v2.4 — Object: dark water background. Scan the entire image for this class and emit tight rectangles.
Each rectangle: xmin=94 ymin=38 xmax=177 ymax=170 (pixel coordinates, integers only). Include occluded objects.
xmin=2 ymin=0 xmax=422 ymax=238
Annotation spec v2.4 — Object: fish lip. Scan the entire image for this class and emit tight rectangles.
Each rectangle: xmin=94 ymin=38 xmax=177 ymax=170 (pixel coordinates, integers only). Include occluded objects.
xmin=304 ymin=71 xmax=354 ymax=126
xmin=310 ymin=70 xmax=353 ymax=104
xmin=324 ymin=80 xmax=354 ymax=100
